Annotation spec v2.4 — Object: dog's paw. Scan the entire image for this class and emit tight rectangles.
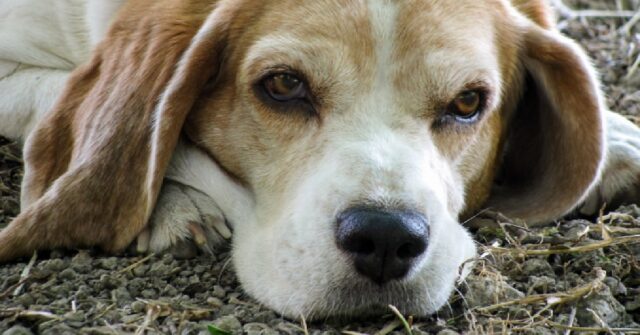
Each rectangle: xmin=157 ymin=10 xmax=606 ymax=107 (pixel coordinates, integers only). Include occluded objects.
xmin=133 ymin=181 xmax=232 ymax=258
xmin=579 ymin=112 xmax=640 ymax=215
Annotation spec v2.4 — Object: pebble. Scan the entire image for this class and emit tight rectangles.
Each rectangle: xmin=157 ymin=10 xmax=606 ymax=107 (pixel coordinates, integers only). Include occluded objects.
xmin=625 ymin=295 xmax=640 ymax=312
xmin=141 ymin=288 xmax=158 ymax=299
xmin=149 ymin=262 xmax=171 ymax=276
xmin=162 ymin=284 xmax=179 ymax=296
xmin=42 ymin=259 xmax=67 ymax=272
xmin=436 ymin=330 xmax=460 ymax=335
xmin=2 ymin=326 xmax=33 ymax=335
xmin=527 ymin=275 xmax=556 ymax=293
xmin=99 ymin=274 xmax=123 ymax=290
xmin=464 ymin=275 xmax=524 ymax=308
xmin=39 ymin=323 xmax=75 ymax=335
xmin=207 ymin=297 xmax=224 ymax=308
xmin=98 ymin=257 xmax=119 ymax=270
xmin=213 ymin=285 xmax=226 ymax=298
xmin=212 ymin=315 xmax=243 ymax=334
xmin=131 ymin=301 xmax=147 ymax=314
xmin=15 ymin=293 xmax=35 ymax=307
xmin=244 ymin=323 xmax=279 ymax=335
xmin=58 ymin=268 xmax=77 ymax=280
xmin=112 ymin=287 xmax=132 ymax=302
xmin=604 ymin=277 xmax=627 ymax=296
xmin=193 ymin=265 xmax=208 ymax=274
xmin=132 ymin=264 xmax=149 ymax=276
xmin=252 ymin=311 xmax=277 ymax=324
xmin=521 ymin=258 xmax=554 ymax=277
xmin=576 ymin=286 xmax=626 ymax=326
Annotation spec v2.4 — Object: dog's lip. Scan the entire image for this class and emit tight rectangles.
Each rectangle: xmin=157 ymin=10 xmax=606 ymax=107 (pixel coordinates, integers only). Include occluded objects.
xmin=310 ymin=277 xmax=434 ymax=316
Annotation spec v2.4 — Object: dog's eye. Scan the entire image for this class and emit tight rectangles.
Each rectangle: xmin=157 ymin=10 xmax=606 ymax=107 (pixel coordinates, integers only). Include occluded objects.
xmin=263 ymin=73 xmax=307 ymax=102
xmin=450 ymin=90 xmax=482 ymax=119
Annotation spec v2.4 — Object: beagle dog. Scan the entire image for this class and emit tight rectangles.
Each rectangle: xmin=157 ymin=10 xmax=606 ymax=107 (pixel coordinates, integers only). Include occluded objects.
xmin=1 ymin=0 xmax=640 ymax=319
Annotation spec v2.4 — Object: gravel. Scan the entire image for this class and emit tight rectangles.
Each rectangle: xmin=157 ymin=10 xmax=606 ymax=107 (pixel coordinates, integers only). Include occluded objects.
xmin=2 ymin=1 xmax=640 ymax=334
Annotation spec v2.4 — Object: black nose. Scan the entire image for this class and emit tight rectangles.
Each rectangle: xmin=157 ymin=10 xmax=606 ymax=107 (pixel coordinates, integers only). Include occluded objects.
xmin=336 ymin=206 xmax=429 ymax=285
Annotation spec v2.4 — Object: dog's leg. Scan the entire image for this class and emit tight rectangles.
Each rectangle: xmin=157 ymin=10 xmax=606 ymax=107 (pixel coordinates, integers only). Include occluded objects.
xmin=132 ymin=139 xmax=254 ymax=257
xmin=579 ymin=111 xmax=640 ymax=215
xmin=134 ymin=180 xmax=231 ymax=258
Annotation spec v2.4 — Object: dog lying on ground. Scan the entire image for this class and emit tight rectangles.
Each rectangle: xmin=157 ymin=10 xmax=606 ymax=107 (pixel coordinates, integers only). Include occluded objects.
xmin=1 ymin=0 xmax=640 ymax=319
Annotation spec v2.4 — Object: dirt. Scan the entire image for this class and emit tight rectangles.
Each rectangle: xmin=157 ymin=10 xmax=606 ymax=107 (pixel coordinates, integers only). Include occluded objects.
xmin=1 ymin=1 xmax=640 ymax=334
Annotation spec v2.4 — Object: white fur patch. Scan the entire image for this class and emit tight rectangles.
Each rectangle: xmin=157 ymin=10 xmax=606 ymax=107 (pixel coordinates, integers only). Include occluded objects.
xmin=0 ymin=0 xmax=124 ymax=141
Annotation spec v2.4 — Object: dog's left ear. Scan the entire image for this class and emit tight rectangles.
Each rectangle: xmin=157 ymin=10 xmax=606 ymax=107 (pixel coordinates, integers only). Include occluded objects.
xmin=487 ymin=16 xmax=606 ymax=224
xmin=0 ymin=1 xmax=242 ymax=262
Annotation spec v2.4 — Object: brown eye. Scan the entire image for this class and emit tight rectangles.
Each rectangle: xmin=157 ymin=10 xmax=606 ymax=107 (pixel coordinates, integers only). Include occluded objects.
xmin=450 ymin=90 xmax=481 ymax=119
xmin=263 ymin=73 xmax=307 ymax=102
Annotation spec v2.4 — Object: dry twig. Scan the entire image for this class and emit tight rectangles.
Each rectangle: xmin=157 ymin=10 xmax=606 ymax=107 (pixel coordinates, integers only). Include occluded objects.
xmin=13 ymin=252 xmax=36 ymax=296
xmin=477 ymin=269 xmax=606 ymax=312
xmin=487 ymin=235 xmax=640 ymax=256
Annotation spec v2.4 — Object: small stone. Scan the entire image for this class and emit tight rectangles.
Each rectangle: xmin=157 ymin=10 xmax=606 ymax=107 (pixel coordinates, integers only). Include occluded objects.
xmin=127 ymin=278 xmax=146 ymax=296
xmin=576 ymin=285 xmax=626 ymax=326
xmin=519 ymin=327 xmax=557 ymax=335
xmin=604 ymin=277 xmax=627 ymax=296
xmin=275 ymin=322 xmax=305 ymax=334
xmin=58 ymin=268 xmax=77 ymax=280
xmin=49 ymin=250 xmax=65 ymax=259
xmin=132 ymin=264 xmax=149 ymax=276
xmin=112 ymin=287 xmax=132 ymax=302
xmin=436 ymin=330 xmax=460 ymax=335
xmin=212 ymin=285 xmax=226 ymax=298
xmin=42 ymin=259 xmax=67 ymax=272
xmin=141 ymin=288 xmax=158 ymax=299
xmin=522 ymin=258 xmax=554 ymax=277
xmin=131 ymin=301 xmax=147 ymax=313
xmin=464 ymin=275 xmax=524 ymax=308
xmin=212 ymin=315 xmax=242 ymax=334
xmin=207 ymin=297 xmax=224 ymax=308
xmin=163 ymin=284 xmax=179 ymax=296
xmin=74 ymin=285 xmax=91 ymax=300
xmin=244 ymin=323 xmax=278 ymax=335
xmin=99 ymin=257 xmax=119 ymax=270
xmin=65 ymin=312 xmax=85 ymax=323
xmin=626 ymin=295 xmax=640 ymax=312
xmin=71 ymin=250 xmax=92 ymax=263
xmin=39 ymin=323 xmax=75 ymax=335
xmin=252 ymin=311 xmax=277 ymax=324
xmin=15 ymin=293 xmax=35 ymax=307
xmin=162 ymin=253 xmax=175 ymax=264
xmin=2 ymin=325 xmax=34 ymax=335
xmin=193 ymin=265 xmax=208 ymax=274
xmin=99 ymin=274 xmax=123 ymax=290
xmin=527 ymin=276 xmax=556 ymax=293
xmin=149 ymin=262 xmax=171 ymax=276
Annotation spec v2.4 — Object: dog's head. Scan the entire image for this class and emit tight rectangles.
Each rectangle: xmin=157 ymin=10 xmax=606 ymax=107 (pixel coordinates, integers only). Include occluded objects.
xmin=0 ymin=0 xmax=605 ymax=319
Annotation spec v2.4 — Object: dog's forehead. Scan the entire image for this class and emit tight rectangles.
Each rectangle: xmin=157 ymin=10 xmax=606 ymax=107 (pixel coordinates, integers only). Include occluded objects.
xmin=241 ymin=0 xmax=505 ymax=96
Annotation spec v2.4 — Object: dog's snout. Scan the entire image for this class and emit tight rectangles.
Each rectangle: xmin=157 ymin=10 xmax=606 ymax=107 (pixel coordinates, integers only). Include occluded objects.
xmin=336 ymin=207 xmax=429 ymax=285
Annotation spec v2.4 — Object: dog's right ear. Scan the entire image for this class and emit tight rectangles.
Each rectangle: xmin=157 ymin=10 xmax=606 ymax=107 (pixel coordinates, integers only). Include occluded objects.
xmin=0 ymin=0 xmax=246 ymax=262
xmin=486 ymin=7 xmax=606 ymax=224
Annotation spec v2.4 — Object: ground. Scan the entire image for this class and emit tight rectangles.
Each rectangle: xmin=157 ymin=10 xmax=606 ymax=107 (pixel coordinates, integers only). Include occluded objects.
xmin=1 ymin=1 xmax=640 ymax=334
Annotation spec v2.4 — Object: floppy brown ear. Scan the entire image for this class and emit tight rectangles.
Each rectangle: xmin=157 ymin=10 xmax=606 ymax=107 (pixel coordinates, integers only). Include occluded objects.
xmin=487 ymin=21 xmax=606 ymax=224
xmin=0 ymin=1 xmax=241 ymax=262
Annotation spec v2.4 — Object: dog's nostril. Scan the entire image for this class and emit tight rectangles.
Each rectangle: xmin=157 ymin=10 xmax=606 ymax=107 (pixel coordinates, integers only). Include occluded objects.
xmin=345 ymin=236 xmax=376 ymax=255
xmin=397 ymin=241 xmax=426 ymax=259
xmin=336 ymin=206 xmax=429 ymax=285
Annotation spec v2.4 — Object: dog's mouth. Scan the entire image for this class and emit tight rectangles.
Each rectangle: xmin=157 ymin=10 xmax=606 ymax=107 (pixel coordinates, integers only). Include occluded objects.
xmin=297 ymin=278 xmax=440 ymax=320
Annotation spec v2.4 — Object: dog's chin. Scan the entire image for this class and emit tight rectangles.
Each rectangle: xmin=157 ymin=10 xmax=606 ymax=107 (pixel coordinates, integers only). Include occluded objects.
xmin=306 ymin=278 xmax=452 ymax=320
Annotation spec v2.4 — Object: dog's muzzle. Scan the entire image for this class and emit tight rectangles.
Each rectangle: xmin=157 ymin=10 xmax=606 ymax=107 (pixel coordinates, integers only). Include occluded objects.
xmin=336 ymin=206 xmax=430 ymax=284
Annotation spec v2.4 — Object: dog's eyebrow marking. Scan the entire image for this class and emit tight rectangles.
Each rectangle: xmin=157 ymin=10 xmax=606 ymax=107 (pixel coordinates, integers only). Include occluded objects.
xmin=367 ymin=0 xmax=398 ymax=87
xmin=364 ymin=0 xmax=399 ymax=120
